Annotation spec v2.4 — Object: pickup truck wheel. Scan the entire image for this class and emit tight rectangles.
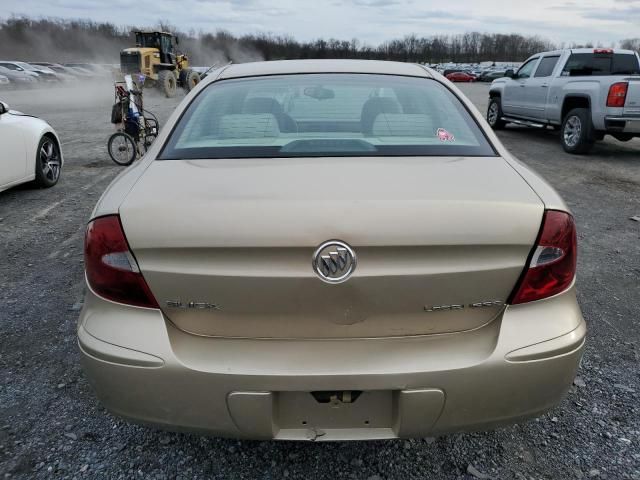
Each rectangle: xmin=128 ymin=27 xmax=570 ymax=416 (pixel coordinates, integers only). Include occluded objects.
xmin=561 ymin=108 xmax=594 ymax=154
xmin=487 ymin=98 xmax=506 ymax=130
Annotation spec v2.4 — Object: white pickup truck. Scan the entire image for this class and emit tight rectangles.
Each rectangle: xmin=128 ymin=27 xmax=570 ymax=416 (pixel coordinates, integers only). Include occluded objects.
xmin=487 ymin=48 xmax=640 ymax=154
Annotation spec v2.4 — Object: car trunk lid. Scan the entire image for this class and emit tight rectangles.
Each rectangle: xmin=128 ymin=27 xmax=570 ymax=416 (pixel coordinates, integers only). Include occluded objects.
xmin=119 ymin=156 xmax=543 ymax=339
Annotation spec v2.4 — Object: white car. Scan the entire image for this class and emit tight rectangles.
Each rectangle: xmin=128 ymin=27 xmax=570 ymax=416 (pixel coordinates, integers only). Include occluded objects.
xmin=0 ymin=61 xmax=41 ymax=81
xmin=0 ymin=101 xmax=63 ymax=193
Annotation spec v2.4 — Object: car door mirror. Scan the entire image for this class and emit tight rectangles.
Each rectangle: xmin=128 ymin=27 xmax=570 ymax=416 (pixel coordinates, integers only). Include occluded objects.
xmin=505 ymin=69 xmax=515 ymax=78
xmin=0 ymin=101 xmax=9 ymax=114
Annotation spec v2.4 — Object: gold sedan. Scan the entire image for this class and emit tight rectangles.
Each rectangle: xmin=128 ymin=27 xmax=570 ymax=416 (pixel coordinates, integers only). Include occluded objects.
xmin=78 ymin=60 xmax=585 ymax=440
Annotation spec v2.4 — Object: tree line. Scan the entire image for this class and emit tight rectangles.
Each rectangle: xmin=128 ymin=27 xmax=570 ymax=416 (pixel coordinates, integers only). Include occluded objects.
xmin=1 ymin=16 xmax=638 ymax=65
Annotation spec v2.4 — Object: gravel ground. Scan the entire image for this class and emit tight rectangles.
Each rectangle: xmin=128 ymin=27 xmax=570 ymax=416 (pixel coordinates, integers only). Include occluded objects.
xmin=0 ymin=81 xmax=639 ymax=480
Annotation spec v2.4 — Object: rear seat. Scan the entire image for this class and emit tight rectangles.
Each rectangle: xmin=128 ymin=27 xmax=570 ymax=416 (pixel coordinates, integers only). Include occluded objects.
xmin=372 ymin=114 xmax=434 ymax=136
xmin=360 ymin=97 xmax=402 ymax=134
xmin=218 ymin=114 xmax=281 ymax=139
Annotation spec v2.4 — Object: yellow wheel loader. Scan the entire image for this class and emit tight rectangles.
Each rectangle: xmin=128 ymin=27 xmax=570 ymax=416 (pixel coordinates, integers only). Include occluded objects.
xmin=120 ymin=31 xmax=200 ymax=98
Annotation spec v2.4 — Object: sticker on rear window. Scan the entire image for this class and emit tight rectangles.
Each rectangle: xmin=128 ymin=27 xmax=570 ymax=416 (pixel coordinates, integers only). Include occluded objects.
xmin=436 ymin=128 xmax=455 ymax=142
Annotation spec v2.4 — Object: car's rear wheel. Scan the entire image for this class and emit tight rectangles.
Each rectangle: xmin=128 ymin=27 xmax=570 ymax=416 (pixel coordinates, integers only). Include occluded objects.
xmin=33 ymin=136 xmax=61 ymax=188
xmin=561 ymin=108 xmax=594 ymax=154
xmin=487 ymin=98 xmax=506 ymax=130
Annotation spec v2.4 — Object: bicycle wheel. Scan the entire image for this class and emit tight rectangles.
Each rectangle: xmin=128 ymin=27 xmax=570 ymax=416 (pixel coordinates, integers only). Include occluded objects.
xmin=108 ymin=132 xmax=137 ymax=166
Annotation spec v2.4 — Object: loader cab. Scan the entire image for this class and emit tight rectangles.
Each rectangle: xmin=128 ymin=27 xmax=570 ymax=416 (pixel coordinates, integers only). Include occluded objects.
xmin=135 ymin=32 xmax=176 ymax=65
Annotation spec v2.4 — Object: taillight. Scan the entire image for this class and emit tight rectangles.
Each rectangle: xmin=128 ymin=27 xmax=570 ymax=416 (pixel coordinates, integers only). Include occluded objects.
xmin=607 ymin=82 xmax=628 ymax=108
xmin=509 ymin=210 xmax=577 ymax=305
xmin=594 ymin=48 xmax=613 ymax=54
xmin=84 ymin=215 xmax=159 ymax=308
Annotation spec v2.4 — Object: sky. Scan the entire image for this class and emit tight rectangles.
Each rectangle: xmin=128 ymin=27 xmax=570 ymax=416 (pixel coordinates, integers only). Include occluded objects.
xmin=1 ymin=0 xmax=639 ymax=45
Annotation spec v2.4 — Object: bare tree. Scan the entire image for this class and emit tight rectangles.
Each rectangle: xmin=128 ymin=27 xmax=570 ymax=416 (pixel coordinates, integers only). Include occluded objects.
xmin=621 ymin=38 xmax=640 ymax=52
xmin=0 ymin=15 xmax=574 ymax=65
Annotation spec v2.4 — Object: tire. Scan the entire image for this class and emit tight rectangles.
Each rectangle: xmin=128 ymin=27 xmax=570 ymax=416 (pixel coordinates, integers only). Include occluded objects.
xmin=561 ymin=108 xmax=595 ymax=154
xmin=487 ymin=97 xmax=506 ymax=130
xmin=33 ymin=136 xmax=62 ymax=188
xmin=108 ymin=132 xmax=137 ymax=166
xmin=182 ymin=70 xmax=200 ymax=92
xmin=157 ymin=70 xmax=177 ymax=98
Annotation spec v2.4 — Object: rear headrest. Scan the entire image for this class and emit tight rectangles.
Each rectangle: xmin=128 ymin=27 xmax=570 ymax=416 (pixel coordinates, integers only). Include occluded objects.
xmin=218 ymin=114 xmax=280 ymax=139
xmin=243 ymin=97 xmax=284 ymax=115
xmin=361 ymin=97 xmax=402 ymax=134
xmin=371 ymin=114 xmax=434 ymax=137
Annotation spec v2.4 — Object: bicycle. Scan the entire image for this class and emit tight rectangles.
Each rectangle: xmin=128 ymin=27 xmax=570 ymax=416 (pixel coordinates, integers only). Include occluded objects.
xmin=108 ymin=76 xmax=159 ymax=166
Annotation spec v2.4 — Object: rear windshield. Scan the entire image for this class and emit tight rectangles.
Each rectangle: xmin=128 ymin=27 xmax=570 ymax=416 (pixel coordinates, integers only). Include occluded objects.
xmin=160 ymin=73 xmax=496 ymax=159
xmin=562 ymin=53 xmax=640 ymax=76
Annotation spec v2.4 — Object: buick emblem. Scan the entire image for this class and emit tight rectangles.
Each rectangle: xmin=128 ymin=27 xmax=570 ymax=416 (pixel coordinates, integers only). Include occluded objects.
xmin=312 ymin=240 xmax=356 ymax=284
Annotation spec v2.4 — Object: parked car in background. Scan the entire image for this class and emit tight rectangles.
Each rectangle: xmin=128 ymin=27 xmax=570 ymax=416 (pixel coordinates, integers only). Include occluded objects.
xmin=79 ymin=59 xmax=585 ymax=441
xmin=31 ymin=62 xmax=79 ymax=83
xmin=488 ymin=48 xmax=640 ymax=153
xmin=46 ymin=64 xmax=86 ymax=78
xmin=63 ymin=64 xmax=102 ymax=77
xmin=0 ymin=101 xmax=63 ymax=192
xmin=445 ymin=71 xmax=476 ymax=82
xmin=0 ymin=65 xmax=38 ymax=87
xmin=0 ymin=61 xmax=41 ymax=81
xmin=64 ymin=63 xmax=110 ymax=76
xmin=477 ymin=70 xmax=507 ymax=82
xmin=12 ymin=61 xmax=60 ymax=82
xmin=98 ymin=64 xmax=120 ymax=76
xmin=64 ymin=65 xmax=95 ymax=78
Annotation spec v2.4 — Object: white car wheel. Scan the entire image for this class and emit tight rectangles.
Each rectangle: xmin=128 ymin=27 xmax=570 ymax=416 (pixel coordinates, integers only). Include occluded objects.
xmin=34 ymin=136 xmax=62 ymax=187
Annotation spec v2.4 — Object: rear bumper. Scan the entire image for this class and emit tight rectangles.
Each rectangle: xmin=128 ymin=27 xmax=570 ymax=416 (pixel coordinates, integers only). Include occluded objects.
xmin=78 ymin=286 xmax=586 ymax=440
xmin=604 ymin=116 xmax=640 ymax=134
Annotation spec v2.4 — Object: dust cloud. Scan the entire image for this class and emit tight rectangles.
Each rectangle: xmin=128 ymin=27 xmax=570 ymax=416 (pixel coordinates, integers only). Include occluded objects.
xmin=0 ymin=16 xmax=264 ymax=67
xmin=0 ymin=17 xmax=264 ymax=112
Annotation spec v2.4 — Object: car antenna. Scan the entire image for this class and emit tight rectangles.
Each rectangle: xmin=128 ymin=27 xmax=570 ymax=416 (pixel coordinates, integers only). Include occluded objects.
xmin=203 ymin=61 xmax=233 ymax=77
